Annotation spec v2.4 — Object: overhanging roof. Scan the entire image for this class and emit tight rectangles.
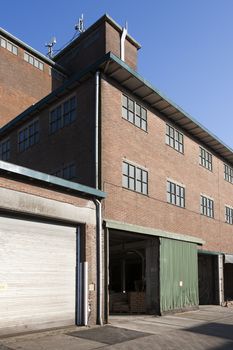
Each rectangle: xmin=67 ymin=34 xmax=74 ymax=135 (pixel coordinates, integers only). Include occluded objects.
xmin=1 ymin=52 xmax=233 ymax=166
xmin=99 ymin=54 xmax=233 ymax=165
xmin=105 ymin=219 xmax=204 ymax=245
xmin=0 ymin=161 xmax=106 ymax=199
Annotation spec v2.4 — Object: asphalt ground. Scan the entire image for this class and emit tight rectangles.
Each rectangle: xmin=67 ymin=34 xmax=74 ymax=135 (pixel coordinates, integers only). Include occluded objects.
xmin=1 ymin=305 xmax=233 ymax=349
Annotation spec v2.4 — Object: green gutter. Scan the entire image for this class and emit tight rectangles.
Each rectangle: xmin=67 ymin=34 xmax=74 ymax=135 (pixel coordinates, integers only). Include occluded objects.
xmin=105 ymin=219 xmax=204 ymax=245
xmin=0 ymin=161 xmax=106 ymax=199
xmin=198 ymin=248 xmax=233 ymax=256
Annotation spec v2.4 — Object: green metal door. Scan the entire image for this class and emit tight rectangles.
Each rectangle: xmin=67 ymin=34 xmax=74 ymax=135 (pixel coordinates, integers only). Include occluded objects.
xmin=160 ymin=238 xmax=199 ymax=313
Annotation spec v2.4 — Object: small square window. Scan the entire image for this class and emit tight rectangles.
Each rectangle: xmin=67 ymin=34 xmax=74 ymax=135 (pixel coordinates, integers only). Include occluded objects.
xmin=122 ymin=95 xmax=147 ymax=131
xmin=166 ymin=124 xmax=184 ymax=153
xmin=122 ymin=161 xmax=148 ymax=195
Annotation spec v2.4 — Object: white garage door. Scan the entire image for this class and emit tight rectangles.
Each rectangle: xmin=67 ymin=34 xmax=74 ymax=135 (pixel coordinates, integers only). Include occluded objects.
xmin=0 ymin=215 xmax=77 ymax=335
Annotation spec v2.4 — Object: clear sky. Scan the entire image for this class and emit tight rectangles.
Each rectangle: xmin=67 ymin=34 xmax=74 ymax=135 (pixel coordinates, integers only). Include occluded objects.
xmin=1 ymin=0 xmax=233 ymax=148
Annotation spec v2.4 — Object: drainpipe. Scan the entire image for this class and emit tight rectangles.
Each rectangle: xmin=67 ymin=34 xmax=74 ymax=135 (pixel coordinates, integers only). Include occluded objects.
xmin=95 ymin=71 xmax=100 ymax=189
xmin=95 ymin=70 xmax=103 ymax=325
xmin=120 ymin=24 xmax=128 ymax=61
xmin=95 ymin=199 xmax=103 ymax=326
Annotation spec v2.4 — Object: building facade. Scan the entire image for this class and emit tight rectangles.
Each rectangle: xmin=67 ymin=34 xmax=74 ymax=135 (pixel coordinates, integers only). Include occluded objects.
xmin=1 ymin=14 xmax=233 ymax=331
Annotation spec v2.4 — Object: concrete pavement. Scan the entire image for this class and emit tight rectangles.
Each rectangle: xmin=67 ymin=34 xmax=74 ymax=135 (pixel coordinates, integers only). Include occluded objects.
xmin=1 ymin=306 xmax=233 ymax=349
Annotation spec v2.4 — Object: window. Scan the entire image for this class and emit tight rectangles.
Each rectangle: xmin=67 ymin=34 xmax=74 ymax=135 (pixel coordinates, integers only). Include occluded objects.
xmin=122 ymin=95 xmax=147 ymax=131
xmin=122 ymin=161 xmax=148 ymax=195
xmin=200 ymin=195 xmax=214 ymax=218
xmin=24 ymin=52 xmax=44 ymax=71
xmin=199 ymin=147 xmax=212 ymax=171
xmin=226 ymin=206 xmax=233 ymax=225
xmin=224 ymin=164 xmax=233 ymax=184
xmin=18 ymin=119 xmax=39 ymax=152
xmin=167 ymin=180 xmax=185 ymax=208
xmin=166 ymin=124 xmax=184 ymax=153
xmin=0 ymin=37 xmax=18 ymax=55
xmin=0 ymin=139 xmax=10 ymax=161
xmin=52 ymin=163 xmax=76 ymax=180
xmin=50 ymin=96 xmax=76 ymax=134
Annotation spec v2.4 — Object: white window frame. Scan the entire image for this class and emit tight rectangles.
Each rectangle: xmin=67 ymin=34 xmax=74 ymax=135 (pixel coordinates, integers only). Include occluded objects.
xmin=122 ymin=160 xmax=148 ymax=195
xmin=166 ymin=179 xmax=185 ymax=208
xmin=0 ymin=36 xmax=18 ymax=55
xmin=166 ymin=124 xmax=184 ymax=153
xmin=200 ymin=194 xmax=214 ymax=218
xmin=199 ymin=146 xmax=212 ymax=171
xmin=122 ymin=94 xmax=147 ymax=131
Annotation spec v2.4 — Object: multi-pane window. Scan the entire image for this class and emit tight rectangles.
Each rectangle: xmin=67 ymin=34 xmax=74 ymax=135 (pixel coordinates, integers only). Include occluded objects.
xmin=224 ymin=164 xmax=233 ymax=184
xmin=200 ymin=195 xmax=214 ymax=218
xmin=225 ymin=206 xmax=233 ymax=225
xmin=52 ymin=163 xmax=76 ymax=180
xmin=24 ymin=52 xmax=44 ymax=71
xmin=199 ymin=147 xmax=212 ymax=171
xmin=167 ymin=180 xmax=185 ymax=208
xmin=122 ymin=161 xmax=148 ymax=195
xmin=0 ymin=139 xmax=10 ymax=161
xmin=122 ymin=95 xmax=147 ymax=131
xmin=166 ymin=124 xmax=184 ymax=153
xmin=0 ymin=37 xmax=18 ymax=55
xmin=50 ymin=96 xmax=76 ymax=134
xmin=18 ymin=119 xmax=39 ymax=152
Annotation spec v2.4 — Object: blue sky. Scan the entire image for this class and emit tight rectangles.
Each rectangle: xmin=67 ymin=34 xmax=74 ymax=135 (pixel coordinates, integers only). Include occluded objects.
xmin=1 ymin=1 xmax=233 ymax=148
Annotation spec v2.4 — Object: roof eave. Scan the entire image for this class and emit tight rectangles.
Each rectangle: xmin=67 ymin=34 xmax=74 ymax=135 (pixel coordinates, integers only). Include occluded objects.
xmin=0 ymin=161 xmax=106 ymax=199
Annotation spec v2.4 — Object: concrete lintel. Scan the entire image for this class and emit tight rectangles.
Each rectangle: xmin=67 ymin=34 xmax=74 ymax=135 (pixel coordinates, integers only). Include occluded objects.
xmin=105 ymin=219 xmax=204 ymax=245
xmin=0 ymin=187 xmax=96 ymax=225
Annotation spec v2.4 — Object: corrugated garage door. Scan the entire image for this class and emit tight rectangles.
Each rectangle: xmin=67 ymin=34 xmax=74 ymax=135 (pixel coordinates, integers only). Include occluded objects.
xmin=0 ymin=215 xmax=77 ymax=335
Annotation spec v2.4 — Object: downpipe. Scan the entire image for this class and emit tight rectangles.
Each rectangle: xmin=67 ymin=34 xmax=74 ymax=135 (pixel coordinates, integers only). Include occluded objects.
xmin=95 ymin=70 xmax=103 ymax=325
xmin=95 ymin=199 xmax=103 ymax=326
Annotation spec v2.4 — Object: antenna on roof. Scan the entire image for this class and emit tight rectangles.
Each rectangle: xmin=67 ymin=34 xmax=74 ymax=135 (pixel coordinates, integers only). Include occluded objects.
xmin=45 ymin=36 xmax=57 ymax=58
xmin=75 ymin=14 xmax=85 ymax=34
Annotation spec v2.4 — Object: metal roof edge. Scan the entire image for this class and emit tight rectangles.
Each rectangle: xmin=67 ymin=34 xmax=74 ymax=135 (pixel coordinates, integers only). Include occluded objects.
xmin=198 ymin=248 xmax=233 ymax=256
xmin=0 ymin=27 xmax=66 ymax=73
xmin=104 ymin=219 xmax=204 ymax=245
xmin=0 ymin=161 xmax=106 ymax=199
xmin=108 ymin=52 xmax=233 ymax=160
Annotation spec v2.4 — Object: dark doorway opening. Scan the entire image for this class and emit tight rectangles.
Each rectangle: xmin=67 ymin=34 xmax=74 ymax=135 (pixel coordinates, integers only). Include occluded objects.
xmin=109 ymin=229 xmax=159 ymax=315
xmin=198 ymin=253 xmax=219 ymax=305
xmin=224 ymin=263 xmax=233 ymax=301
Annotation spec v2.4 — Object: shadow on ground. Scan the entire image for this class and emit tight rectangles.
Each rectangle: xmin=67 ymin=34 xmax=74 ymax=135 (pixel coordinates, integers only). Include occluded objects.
xmin=68 ymin=325 xmax=152 ymax=345
xmin=185 ymin=323 xmax=233 ymax=341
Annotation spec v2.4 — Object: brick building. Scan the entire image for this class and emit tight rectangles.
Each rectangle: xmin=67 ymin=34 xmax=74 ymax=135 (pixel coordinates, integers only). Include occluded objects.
xmin=1 ymin=14 xmax=233 ymax=331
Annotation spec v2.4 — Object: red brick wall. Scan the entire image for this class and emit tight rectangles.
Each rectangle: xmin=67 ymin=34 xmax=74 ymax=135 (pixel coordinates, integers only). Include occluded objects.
xmin=105 ymin=22 xmax=138 ymax=70
xmin=55 ymin=25 xmax=106 ymax=74
xmin=55 ymin=20 xmax=138 ymax=74
xmin=4 ymin=77 xmax=96 ymax=187
xmin=101 ymin=76 xmax=233 ymax=253
xmin=0 ymin=43 xmax=56 ymax=127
